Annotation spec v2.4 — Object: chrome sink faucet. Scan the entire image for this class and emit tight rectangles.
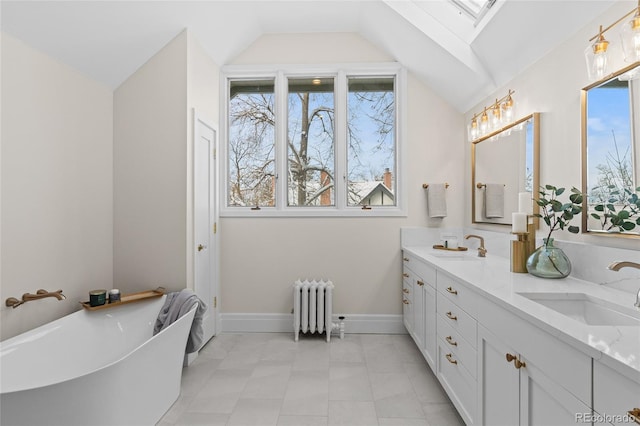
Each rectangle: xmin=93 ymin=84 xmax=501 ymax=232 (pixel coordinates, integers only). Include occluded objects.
xmin=465 ymin=234 xmax=487 ymax=257
xmin=607 ymin=261 xmax=640 ymax=309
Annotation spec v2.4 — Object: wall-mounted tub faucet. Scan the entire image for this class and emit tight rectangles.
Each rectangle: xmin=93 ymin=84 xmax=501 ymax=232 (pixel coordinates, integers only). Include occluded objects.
xmin=5 ymin=289 xmax=66 ymax=309
xmin=607 ymin=261 xmax=640 ymax=309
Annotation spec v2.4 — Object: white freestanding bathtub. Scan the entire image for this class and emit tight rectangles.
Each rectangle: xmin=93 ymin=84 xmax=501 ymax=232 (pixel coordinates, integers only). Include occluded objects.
xmin=0 ymin=295 xmax=197 ymax=426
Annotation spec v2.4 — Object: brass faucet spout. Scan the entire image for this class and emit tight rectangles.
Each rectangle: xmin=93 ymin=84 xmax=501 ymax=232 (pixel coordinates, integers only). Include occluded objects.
xmin=608 ymin=261 xmax=640 ymax=271
xmin=465 ymin=234 xmax=487 ymax=257
xmin=607 ymin=262 xmax=640 ymax=309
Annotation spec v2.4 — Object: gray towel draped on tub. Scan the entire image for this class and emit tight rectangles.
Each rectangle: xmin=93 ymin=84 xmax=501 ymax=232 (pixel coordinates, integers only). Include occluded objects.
xmin=154 ymin=288 xmax=207 ymax=353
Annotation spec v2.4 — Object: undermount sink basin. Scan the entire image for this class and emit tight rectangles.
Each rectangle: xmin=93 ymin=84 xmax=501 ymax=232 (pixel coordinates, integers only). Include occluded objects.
xmin=429 ymin=251 xmax=481 ymax=261
xmin=518 ymin=292 xmax=640 ymax=326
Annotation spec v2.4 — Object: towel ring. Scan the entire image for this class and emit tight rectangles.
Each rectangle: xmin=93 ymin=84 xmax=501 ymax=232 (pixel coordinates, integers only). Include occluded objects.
xmin=423 ymin=183 xmax=450 ymax=189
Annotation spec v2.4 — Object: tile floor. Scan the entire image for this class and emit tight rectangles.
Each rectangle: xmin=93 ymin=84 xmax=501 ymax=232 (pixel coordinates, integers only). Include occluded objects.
xmin=158 ymin=333 xmax=464 ymax=426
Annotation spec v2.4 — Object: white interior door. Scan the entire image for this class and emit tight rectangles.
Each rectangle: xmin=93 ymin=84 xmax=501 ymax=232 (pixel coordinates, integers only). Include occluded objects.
xmin=194 ymin=113 xmax=217 ymax=348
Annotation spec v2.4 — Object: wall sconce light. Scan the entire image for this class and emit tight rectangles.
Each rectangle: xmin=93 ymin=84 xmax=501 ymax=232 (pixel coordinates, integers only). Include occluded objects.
xmin=585 ymin=0 xmax=640 ymax=80
xmin=467 ymin=89 xmax=515 ymax=142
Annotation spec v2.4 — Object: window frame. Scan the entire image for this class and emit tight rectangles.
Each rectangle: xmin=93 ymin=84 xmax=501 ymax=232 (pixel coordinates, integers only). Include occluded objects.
xmin=220 ymin=63 xmax=406 ymax=217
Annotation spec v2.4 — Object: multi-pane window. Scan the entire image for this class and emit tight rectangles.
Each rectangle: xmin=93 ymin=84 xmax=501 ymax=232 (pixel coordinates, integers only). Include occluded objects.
xmin=347 ymin=77 xmax=395 ymax=207
xmin=227 ymin=79 xmax=276 ymax=207
xmin=223 ymin=65 xmax=403 ymax=216
xmin=287 ymin=78 xmax=335 ymax=207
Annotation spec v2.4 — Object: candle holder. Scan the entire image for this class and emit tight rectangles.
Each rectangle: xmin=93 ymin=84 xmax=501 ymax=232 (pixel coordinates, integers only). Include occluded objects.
xmin=511 ymin=220 xmax=536 ymax=273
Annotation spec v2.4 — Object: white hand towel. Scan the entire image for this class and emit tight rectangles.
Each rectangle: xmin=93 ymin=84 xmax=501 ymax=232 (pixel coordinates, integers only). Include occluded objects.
xmin=427 ymin=183 xmax=447 ymax=218
xmin=484 ymin=183 xmax=504 ymax=218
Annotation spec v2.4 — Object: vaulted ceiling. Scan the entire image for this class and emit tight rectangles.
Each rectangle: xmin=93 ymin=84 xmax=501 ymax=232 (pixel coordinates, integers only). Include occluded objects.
xmin=1 ymin=0 xmax=618 ymax=112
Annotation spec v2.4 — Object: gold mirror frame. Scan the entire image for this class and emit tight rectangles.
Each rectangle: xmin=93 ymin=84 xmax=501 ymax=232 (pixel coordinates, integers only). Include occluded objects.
xmin=471 ymin=113 xmax=540 ymax=227
xmin=581 ymin=62 xmax=640 ymax=239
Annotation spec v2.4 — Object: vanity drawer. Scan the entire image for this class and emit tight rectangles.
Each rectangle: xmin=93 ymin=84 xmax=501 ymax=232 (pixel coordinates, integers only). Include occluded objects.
xmin=438 ymin=314 xmax=477 ymax=379
xmin=437 ymin=341 xmax=476 ymax=425
xmin=402 ymin=265 xmax=413 ymax=286
xmin=437 ymin=272 xmax=477 ymax=317
xmin=437 ymin=292 xmax=477 ymax=348
xmin=402 ymin=277 xmax=412 ymax=301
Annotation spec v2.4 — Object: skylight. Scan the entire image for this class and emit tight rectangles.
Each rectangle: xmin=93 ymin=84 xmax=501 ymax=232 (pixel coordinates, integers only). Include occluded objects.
xmin=451 ymin=0 xmax=496 ymax=24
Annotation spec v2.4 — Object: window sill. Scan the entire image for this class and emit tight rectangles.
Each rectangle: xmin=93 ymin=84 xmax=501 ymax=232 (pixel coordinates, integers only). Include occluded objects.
xmin=220 ymin=207 xmax=407 ymax=218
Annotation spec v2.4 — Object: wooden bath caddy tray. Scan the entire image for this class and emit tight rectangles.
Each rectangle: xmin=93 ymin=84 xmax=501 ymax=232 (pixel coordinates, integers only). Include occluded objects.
xmin=80 ymin=287 xmax=165 ymax=311
xmin=432 ymin=245 xmax=468 ymax=251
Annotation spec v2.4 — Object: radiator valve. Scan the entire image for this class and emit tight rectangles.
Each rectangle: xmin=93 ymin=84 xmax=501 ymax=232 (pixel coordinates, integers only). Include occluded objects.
xmin=332 ymin=316 xmax=345 ymax=340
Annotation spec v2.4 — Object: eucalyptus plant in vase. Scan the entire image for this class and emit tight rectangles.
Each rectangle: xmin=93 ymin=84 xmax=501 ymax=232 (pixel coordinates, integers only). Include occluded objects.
xmin=526 ymin=185 xmax=583 ymax=279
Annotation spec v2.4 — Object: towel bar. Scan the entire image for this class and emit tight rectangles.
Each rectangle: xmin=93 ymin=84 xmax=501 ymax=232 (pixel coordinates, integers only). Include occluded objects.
xmin=476 ymin=182 xmax=505 ymax=189
xmin=423 ymin=183 xmax=449 ymax=189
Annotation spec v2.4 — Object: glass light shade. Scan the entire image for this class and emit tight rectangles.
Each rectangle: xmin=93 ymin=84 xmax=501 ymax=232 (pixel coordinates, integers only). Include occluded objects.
xmin=479 ymin=110 xmax=489 ymax=134
xmin=468 ymin=119 xmax=479 ymax=141
xmin=584 ymin=39 xmax=609 ymax=80
xmin=621 ymin=14 xmax=640 ymax=63
xmin=491 ymin=105 xmax=501 ymax=129
xmin=502 ymin=97 xmax=514 ymax=123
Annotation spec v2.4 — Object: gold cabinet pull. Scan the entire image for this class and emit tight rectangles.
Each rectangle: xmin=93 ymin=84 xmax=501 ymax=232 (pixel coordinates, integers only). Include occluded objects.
xmin=627 ymin=408 xmax=640 ymax=424
xmin=514 ymin=358 xmax=526 ymax=369
xmin=402 ymin=273 xmax=410 ymax=278
xmin=403 ymin=288 xmax=410 ymax=294
xmin=506 ymin=353 xmax=526 ymax=368
xmin=445 ymin=353 xmax=458 ymax=365
xmin=446 ymin=287 xmax=458 ymax=295
xmin=403 ymin=299 xmax=410 ymax=305
xmin=446 ymin=311 xmax=457 ymax=321
xmin=445 ymin=336 xmax=457 ymax=346
xmin=403 ymin=257 xmax=409 ymax=261
xmin=417 ymin=280 xmax=424 ymax=287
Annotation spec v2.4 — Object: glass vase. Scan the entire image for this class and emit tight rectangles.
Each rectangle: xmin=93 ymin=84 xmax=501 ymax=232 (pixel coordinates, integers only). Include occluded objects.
xmin=526 ymin=238 xmax=571 ymax=279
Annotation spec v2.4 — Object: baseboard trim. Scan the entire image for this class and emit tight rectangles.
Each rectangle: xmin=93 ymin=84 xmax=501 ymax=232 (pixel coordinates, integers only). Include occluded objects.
xmin=221 ymin=313 xmax=407 ymax=334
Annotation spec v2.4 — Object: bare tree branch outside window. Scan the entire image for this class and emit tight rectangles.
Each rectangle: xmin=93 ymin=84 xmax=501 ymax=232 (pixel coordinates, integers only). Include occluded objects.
xmin=227 ymin=74 xmax=397 ymax=209
xmin=228 ymin=80 xmax=276 ymax=207
xmin=288 ymin=78 xmax=335 ymax=206
xmin=347 ymin=77 xmax=396 ymax=206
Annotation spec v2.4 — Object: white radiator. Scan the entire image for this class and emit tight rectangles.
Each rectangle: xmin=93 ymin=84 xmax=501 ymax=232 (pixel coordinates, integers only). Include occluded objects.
xmin=293 ymin=279 xmax=342 ymax=342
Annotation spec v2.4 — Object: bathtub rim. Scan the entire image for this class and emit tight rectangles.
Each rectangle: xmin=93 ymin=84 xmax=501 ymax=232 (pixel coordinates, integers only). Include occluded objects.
xmin=0 ymin=298 xmax=197 ymax=395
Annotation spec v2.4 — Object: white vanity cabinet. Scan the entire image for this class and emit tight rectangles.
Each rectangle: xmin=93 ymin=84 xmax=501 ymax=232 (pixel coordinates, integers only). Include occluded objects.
xmin=477 ymin=296 xmax=592 ymax=426
xmin=436 ymin=271 xmax=478 ymax=425
xmin=402 ymin=245 xmax=640 ymax=426
xmin=593 ymin=361 xmax=640 ymax=426
xmin=402 ymin=252 xmax=437 ymax=370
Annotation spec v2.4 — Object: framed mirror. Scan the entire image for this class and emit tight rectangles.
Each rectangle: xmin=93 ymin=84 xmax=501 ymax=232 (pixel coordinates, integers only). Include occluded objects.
xmin=581 ymin=62 xmax=640 ymax=237
xmin=471 ymin=113 xmax=540 ymax=225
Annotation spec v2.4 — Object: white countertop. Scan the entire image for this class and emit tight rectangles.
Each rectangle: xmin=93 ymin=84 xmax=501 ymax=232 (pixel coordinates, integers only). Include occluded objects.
xmin=402 ymin=245 xmax=640 ymax=381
